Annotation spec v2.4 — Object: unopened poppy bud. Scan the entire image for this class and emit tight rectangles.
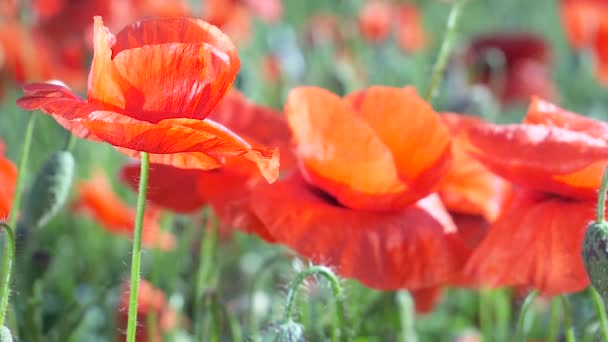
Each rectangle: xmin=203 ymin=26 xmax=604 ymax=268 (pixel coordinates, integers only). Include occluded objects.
xmin=583 ymin=221 xmax=608 ymax=302
xmin=22 ymin=151 xmax=74 ymax=228
xmin=0 ymin=326 xmax=13 ymax=342
xmin=261 ymin=320 xmax=304 ymax=342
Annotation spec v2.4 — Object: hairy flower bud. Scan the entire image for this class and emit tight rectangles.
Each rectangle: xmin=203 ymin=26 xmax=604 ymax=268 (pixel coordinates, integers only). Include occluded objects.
xmin=21 ymin=151 xmax=74 ymax=228
xmin=0 ymin=326 xmax=13 ymax=342
xmin=261 ymin=320 xmax=305 ymax=342
xmin=583 ymin=220 xmax=608 ymax=302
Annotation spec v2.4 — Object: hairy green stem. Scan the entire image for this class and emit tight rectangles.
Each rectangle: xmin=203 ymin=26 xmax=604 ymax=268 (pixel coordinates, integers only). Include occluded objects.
xmin=424 ymin=0 xmax=470 ymax=102
xmin=561 ymin=295 xmax=576 ymax=342
xmin=597 ymin=166 xmax=608 ymax=223
xmin=0 ymin=113 xmax=37 ymax=327
xmin=125 ymin=152 xmax=150 ymax=342
xmin=283 ymin=266 xmax=350 ymax=342
xmin=589 ymin=287 xmax=608 ymax=341
xmin=397 ymin=291 xmax=417 ymax=342
xmin=194 ymin=211 xmax=218 ymax=340
xmin=0 ymin=223 xmax=16 ymax=327
xmin=514 ymin=290 xmax=538 ymax=342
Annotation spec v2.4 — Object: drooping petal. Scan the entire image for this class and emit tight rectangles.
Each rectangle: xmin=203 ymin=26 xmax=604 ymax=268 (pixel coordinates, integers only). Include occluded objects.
xmin=250 ymin=173 xmax=469 ymax=290
xmin=120 ymin=162 xmax=207 ymax=213
xmin=88 ymin=16 xmax=240 ymax=123
xmin=208 ymin=90 xmax=296 ymax=172
xmin=465 ymin=192 xmax=593 ymax=295
xmin=439 ymin=113 xmax=510 ymax=221
xmin=16 ymin=82 xmax=101 ymax=139
xmin=81 ymin=114 xmax=279 ymax=182
xmin=466 ymin=120 xmax=608 ymax=199
xmin=285 ymin=86 xmax=416 ymax=211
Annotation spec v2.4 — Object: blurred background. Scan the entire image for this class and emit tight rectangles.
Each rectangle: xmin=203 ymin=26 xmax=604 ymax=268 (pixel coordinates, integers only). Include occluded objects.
xmin=1 ymin=0 xmax=608 ymax=341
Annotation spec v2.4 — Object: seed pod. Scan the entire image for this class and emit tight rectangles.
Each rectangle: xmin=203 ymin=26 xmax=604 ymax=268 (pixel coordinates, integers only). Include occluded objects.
xmin=0 ymin=326 xmax=12 ymax=342
xmin=21 ymin=151 xmax=74 ymax=228
xmin=261 ymin=320 xmax=305 ymax=342
xmin=583 ymin=220 xmax=608 ymax=303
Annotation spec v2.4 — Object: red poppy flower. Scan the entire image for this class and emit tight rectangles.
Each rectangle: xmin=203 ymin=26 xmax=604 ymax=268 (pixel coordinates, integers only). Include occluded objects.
xmin=358 ymin=1 xmax=393 ymax=43
xmin=593 ymin=19 xmax=608 ymax=85
xmin=16 ymin=16 xmax=279 ymax=183
xmin=119 ymin=90 xmax=293 ymax=240
xmin=560 ymin=0 xmax=608 ymax=49
xmin=0 ymin=140 xmax=16 ymax=219
xmin=395 ymin=4 xmax=428 ymax=52
xmin=464 ymin=97 xmax=608 ymax=295
xmin=73 ymin=169 xmax=175 ymax=250
xmin=117 ymin=279 xmax=177 ymax=342
xmin=249 ymin=86 xmax=467 ymax=291
xmin=204 ymin=0 xmax=282 ymax=43
xmin=466 ymin=33 xmax=557 ymax=105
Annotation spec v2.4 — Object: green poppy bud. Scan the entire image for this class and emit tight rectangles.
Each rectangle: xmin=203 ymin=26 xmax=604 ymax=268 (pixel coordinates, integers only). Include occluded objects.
xmin=21 ymin=151 xmax=74 ymax=228
xmin=261 ymin=320 xmax=305 ymax=342
xmin=583 ymin=220 xmax=608 ymax=302
xmin=0 ymin=326 xmax=13 ymax=342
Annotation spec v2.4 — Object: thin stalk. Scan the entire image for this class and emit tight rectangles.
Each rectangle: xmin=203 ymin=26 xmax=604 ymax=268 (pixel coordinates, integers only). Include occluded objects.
xmin=561 ymin=295 xmax=577 ymax=342
xmin=283 ymin=266 xmax=350 ymax=342
xmin=125 ymin=152 xmax=150 ymax=342
xmin=0 ymin=113 xmax=37 ymax=327
xmin=396 ymin=291 xmax=417 ymax=342
xmin=547 ymin=298 xmax=560 ymax=342
xmin=514 ymin=290 xmax=539 ymax=342
xmin=424 ymin=0 xmax=470 ymax=102
xmin=194 ymin=212 xmax=218 ymax=340
xmin=63 ymin=132 xmax=76 ymax=152
xmin=589 ymin=287 xmax=608 ymax=341
xmin=597 ymin=165 xmax=608 ymax=223
xmin=479 ymin=289 xmax=492 ymax=340
xmin=0 ymin=223 xmax=16 ymax=327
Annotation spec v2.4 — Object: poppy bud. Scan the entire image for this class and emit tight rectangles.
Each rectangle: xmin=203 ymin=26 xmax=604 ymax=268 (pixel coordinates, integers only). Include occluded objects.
xmin=21 ymin=150 xmax=74 ymax=228
xmin=0 ymin=326 xmax=12 ymax=342
xmin=261 ymin=320 xmax=304 ymax=342
xmin=583 ymin=220 xmax=608 ymax=302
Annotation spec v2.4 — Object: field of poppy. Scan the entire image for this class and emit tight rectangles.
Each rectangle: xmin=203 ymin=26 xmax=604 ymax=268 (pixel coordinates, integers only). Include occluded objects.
xmin=2 ymin=0 xmax=608 ymax=341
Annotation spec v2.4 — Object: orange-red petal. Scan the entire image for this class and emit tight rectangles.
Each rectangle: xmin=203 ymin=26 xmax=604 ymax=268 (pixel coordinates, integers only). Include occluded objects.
xmin=466 ymin=119 xmax=608 ymax=199
xmin=0 ymin=149 xmax=16 ymax=219
xmin=250 ymin=173 xmax=469 ymax=290
xmin=82 ymin=115 xmax=279 ymax=182
xmin=464 ymin=192 xmax=593 ymax=295
xmin=88 ymin=16 xmax=239 ymax=123
xmin=439 ymin=113 xmax=510 ymax=221
xmin=286 ymin=86 xmax=426 ymax=211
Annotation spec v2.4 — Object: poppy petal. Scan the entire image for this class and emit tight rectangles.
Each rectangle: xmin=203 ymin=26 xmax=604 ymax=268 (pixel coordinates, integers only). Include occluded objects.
xmin=345 ymin=87 xmax=451 ymax=188
xmin=467 ymin=120 xmax=608 ymax=199
xmin=120 ymin=162 xmax=207 ymax=213
xmin=208 ymin=90 xmax=297 ymax=171
xmin=464 ymin=192 xmax=593 ymax=295
xmin=16 ymin=82 xmax=100 ymax=139
xmin=250 ymin=173 xmax=469 ymax=290
xmin=439 ymin=113 xmax=510 ymax=220
xmin=0 ymin=151 xmax=16 ymax=218
xmin=89 ymin=16 xmax=239 ymax=123
xmin=81 ymin=114 xmax=279 ymax=182
xmin=285 ymin=86 xmax=412 ymax=211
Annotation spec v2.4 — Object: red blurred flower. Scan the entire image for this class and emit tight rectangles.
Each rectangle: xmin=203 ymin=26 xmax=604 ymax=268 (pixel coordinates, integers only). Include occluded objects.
xmin=464 ymin=97 xmax=608 ymax=295
xmin=465 ymin=33 xmax=558 ymax=105
xmin=17 ymin=16 xmax=279 ymax=183
xmin=0 ymin=139 xmax=16 ymax=219
xmin=249 ymin=86 xmax=469 ymax=291
xmin=119 ymin=90 xmax=293 ymax=240
xmin=117 ymin=279 xmax=177 ymax=342
xmin=73 ymin=169 xmax=175 ymax=250
xmin=358 ymin=1 xmax=428 ymax=52
xmin=204 ymin=0 xmax=282 ymax=43
xmin=560 ymin=0 xmax=608 ymax=49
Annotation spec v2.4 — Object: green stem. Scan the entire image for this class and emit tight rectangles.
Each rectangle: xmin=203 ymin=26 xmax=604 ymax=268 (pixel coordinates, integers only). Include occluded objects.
xmin=0 ymin=223 xmax=16 ymax=327
xmin=283 ymin=266 xmax=350 ymax=342
xmin=597 ymin=166 xmax=608 ymax=223
xmin=0 ymin=113 xmax=37 ymax=327
xmin=125 ymin=152 xmax=150 ymax=342
xmin=396 ymin=291 xmax=417 ymax=342
xmin=194 ymin=211 xmax=218 ymax=340
xmin=560 ymin=295 xmax=577 ymax=342
xmin=514 ymin=290 xmax=539 ymax=342
xmin=589 ymin=287 xmax=608 ymax=341
xmin=424 ymin=0 xmax=469 ymax=103
xmin=547 ymin=298 xmax=560 ymax=342
xmin=63 ymin=133 xmax=76 ymax=152
xmin=479 ymin=289 xmax=492 ymax=340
